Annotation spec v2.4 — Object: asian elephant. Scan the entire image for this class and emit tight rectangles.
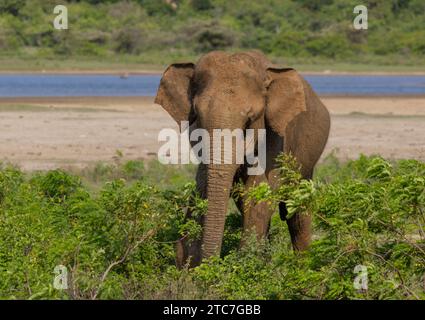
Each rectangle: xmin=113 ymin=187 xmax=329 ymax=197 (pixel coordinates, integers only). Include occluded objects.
xmin=155 ymin=50 xmax=330 ymax=267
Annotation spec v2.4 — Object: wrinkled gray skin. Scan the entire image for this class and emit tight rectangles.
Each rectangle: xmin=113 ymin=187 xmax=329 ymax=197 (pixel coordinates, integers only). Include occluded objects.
xmin=155 ymin=51 xmax=330 ymax=267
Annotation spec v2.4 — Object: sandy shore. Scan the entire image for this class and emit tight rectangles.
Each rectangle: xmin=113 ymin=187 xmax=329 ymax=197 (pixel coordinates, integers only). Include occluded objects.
xmin=0 ymin=96 xmax=424 ymax=171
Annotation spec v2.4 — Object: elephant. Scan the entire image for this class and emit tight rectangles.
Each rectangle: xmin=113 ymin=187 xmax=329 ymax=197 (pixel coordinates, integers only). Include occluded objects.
xmin=155 ymin=50 xmax=330 ymax=267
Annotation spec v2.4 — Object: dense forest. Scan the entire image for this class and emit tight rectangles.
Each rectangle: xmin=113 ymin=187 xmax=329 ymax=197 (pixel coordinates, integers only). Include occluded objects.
xmin=0 ymin=0 xmax=425 ymax=66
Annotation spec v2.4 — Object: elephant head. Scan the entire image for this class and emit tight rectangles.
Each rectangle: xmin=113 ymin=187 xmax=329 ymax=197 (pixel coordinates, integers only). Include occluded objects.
xmin=155 ymin=50 xmax=327 ymax=265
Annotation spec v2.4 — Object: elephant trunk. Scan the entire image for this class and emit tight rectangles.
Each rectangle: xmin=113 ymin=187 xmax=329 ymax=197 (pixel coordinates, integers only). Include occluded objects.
xmin=201 ymin=163 xmax=237 ymax=260
xmin=200 ymin=119 xmax=240 ymax=260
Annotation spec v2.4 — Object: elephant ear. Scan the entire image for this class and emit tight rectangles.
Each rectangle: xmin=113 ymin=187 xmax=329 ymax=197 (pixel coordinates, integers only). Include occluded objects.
xmin=265 ymin=67 xmax=307 ymax=137
xmin=155 ymin=63 xmax=195 ymax=128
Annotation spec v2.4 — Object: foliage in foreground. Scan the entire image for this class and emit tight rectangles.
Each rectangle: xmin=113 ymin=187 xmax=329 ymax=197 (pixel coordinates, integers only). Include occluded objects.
xmin=0 ymin=155 xmax=424 ymax=299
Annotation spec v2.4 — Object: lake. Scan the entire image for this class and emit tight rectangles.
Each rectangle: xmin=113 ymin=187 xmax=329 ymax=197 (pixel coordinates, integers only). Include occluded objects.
xmin=0 ymin=74 xmax=425 ymax=97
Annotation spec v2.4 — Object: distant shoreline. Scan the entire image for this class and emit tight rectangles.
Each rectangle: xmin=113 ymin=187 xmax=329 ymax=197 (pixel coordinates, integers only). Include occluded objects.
xmin=2 ymin=95 xmax=425 ymax=104
xmin=2 ymin=70 xmax=425 ymax=76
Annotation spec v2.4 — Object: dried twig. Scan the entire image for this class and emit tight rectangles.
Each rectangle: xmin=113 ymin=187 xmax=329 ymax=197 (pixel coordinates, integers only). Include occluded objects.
xmin=91 ymin=229 xmax=156 ymax=300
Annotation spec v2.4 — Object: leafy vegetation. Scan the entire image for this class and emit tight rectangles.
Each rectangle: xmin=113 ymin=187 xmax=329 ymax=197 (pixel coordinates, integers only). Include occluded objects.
xmin=0 ymin=0 xmax=425 ymax=68
xmin=0 ymin=154 xmax=424 ymax=299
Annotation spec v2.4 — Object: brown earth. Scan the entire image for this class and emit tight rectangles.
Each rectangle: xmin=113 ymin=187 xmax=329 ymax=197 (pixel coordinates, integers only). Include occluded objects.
xmin=0 ymin=96 xmax=424 ymax=171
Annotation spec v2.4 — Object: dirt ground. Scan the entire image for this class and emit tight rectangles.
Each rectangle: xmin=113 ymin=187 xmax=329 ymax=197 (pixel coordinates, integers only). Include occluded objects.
xmin=0 ymin=96 xmax=424 ymax=171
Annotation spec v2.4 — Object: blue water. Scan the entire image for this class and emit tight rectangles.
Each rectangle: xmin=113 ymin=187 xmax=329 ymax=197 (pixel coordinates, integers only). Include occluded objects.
xmin=305 ymin=75 xmax=425 ymax=95
xmin=0 ymin=74 xmax=425 ymax=97
xmin=0 ymin=74 xmax=162 ymax=97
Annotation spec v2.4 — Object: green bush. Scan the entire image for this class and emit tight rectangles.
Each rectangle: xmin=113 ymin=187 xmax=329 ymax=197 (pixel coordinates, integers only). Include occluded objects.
xmin=32 ymin=170 xmax=82 ymax=202
xmin=191 ymin=0 xmax=213 ymax=11
xmin=305 ymin=34 xmax=352 ymax=58
xmin=195 ymin=23 xmax=237 ymax=52
xmin=0 ymin=0 xmax=26 ymax=16
xmin=113 ymin=26 xmax=145 ymax=54
xmin=0 ymin=156 xmax=424 ymax=299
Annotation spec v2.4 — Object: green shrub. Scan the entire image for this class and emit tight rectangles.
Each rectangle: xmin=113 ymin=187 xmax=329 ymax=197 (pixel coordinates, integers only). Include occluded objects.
xmin=0 ymin=0 xmax=26 ymax=16
xmin=191 ymin=0 xmax=213 ymax=11
xmin=0 ymin=156 xmax=424 ymax=299
xmin=195 ymin=23 xmax=237 ymax=52
xmin=32 ymin=170 xmax=82 ymax=202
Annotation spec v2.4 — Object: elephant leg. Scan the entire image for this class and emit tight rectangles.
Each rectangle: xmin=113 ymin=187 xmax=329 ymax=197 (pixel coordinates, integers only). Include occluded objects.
xmin=276 ymin=90 xmax=329 ymax=252
xmin=176 ymin=211 xmax=202 ymax=268
xmin=279 ymin=169 xmax=313 ymax=252
xmin=233 ymin=172 xmax=273 ymax=242
xmin=176 ymin=165 xmax=207 ymax=268
xmin=280 ymin=203 xmax=312 ymax=251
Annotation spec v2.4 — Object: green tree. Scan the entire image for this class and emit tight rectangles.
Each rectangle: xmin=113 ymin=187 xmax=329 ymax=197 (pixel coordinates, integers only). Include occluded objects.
xmin=191 ymin=0 xmax=213 ymax=11
xmin=0 ymin=0 xmax=26 ymax=16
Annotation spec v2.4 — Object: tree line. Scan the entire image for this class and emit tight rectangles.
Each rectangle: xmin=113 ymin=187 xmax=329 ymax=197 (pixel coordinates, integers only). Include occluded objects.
xmin=1 ymin=0 xmax=424 ymax=65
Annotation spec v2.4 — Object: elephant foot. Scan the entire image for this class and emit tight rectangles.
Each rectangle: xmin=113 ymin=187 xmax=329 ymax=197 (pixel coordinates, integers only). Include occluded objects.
xmin=286 ymin=212 xmax=312 ymax=251
xmin=175 ymin=237 xmax=202 ymax=269
xmin=279 ymin=202 xmax=312 ymax=251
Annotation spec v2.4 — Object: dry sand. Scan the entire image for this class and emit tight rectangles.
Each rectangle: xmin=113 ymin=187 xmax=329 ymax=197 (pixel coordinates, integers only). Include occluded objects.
xmin=0 ymin=96 xmax=424 ymax=171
